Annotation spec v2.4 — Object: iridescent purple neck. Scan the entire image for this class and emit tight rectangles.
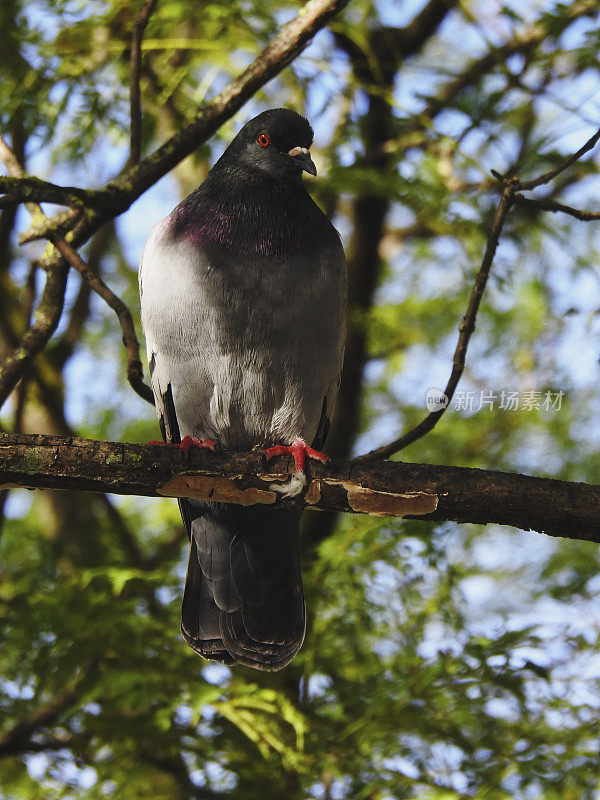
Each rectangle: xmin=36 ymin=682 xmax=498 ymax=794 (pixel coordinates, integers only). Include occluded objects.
xmin=167 ymin=173 xmax=335 ymax=260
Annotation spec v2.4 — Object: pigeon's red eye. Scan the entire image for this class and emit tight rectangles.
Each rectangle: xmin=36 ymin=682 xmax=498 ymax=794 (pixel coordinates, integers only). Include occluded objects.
xmin=257 ymin=133 xmax=270 ymax=147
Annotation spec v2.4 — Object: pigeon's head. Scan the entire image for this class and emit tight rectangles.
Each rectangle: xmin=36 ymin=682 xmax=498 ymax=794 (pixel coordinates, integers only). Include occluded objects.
xmin=222 ymin=108 xmax=317 ymax=181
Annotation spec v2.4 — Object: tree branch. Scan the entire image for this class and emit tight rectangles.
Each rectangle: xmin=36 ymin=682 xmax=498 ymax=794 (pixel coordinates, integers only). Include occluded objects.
xmin=356 ymin=179 xmax=517 ymax=462
xmin=0 ymin=432 xmax=598 ymax=540
xmin=1 ymin=0 xmax=349 ymax=248
xmin=127 ymin=0 xmax=158 ymax=168
xmin=0 ymin=662 xmax=95 ymax=757
xmin=516 ymin=126 xmax=600 ymax=191
xmin=0 ymin=138 xmax=153 ymax=407
xmin=359 ymin=124 xmax=600 ymax=462
xmin=513 ymin=193 xmax=600 ymax=221
xmin=0 ymin=175 xmax=89 ymax=209
xmin=18 ymin=209 xmax=80 ymax=245
xmin=0 ymin=137 xmax=71 ymax=410
xmin=53 ymin=222 xmax=115 ymax=367
xmin=52 ymin=239 xmax=154 ymax=404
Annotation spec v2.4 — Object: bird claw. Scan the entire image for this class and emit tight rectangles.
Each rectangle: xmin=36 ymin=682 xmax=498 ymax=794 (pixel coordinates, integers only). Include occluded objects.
xmin=263 ymin=438 xmax=328 ymax=497
xmin=179 ymin=435 xmax=216 ymax=458
xmin=148 ymin=436 xmax=216 ymax=458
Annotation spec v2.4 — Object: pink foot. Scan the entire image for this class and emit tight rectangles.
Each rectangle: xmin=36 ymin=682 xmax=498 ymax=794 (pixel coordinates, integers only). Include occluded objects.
xmin=149 ymin=436 xmax=216 ymax=458
xmin=264 ymin=438 xmax=329 ymax=471
xmin=263 ymin=438 xmax=328 ymax=497
xmin=179 ymin=436 xmax=216 ymax=458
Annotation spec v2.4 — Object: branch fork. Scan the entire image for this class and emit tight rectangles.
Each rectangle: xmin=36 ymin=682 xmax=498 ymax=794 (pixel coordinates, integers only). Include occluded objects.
xmin=354 ymin=127 xmax=600 ymax=464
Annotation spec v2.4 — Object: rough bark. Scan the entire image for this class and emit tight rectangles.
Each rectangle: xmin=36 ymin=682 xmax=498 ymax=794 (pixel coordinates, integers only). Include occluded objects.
xmin=0 ymin=432 xmax=598 ymax=540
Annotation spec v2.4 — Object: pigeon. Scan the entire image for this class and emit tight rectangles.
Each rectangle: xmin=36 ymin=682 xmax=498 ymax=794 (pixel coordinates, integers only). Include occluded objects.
xmin=139 ymin=108 xmax=346 ymax=670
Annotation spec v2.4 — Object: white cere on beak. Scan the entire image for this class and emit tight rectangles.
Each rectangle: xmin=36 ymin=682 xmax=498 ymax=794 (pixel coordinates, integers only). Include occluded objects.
xmin=288 ymin=146 xmax=310 ymax=157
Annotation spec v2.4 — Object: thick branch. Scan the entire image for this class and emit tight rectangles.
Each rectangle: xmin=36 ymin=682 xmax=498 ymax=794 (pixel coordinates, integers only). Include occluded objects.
xmin=0 ymin=175 xmax=89 ymax=209
xmin=111 ymin=0 xmax=349 ymax=201
xmin=0 ymin=432 xmax=598 ymax=540
xmin=4 ymin=0 xmax=348 ymax=246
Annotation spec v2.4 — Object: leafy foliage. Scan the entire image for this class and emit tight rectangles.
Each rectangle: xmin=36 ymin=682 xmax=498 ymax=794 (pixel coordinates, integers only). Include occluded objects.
xmin=1 ymin=1 xmax=600 ymax=798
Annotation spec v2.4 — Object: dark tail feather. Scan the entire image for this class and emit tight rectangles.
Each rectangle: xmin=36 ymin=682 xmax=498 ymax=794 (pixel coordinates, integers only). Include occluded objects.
xmin=180 ymin=500 xmax=305 ymax=671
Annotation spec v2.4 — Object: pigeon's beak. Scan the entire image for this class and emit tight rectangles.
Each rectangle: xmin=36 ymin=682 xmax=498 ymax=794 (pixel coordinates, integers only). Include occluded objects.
xmin=288 ymin=146 xmax=317 ymax=176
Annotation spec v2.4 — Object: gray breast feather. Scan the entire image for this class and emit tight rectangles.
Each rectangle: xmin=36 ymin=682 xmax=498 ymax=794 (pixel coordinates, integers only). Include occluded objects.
xmin=140 ymin=218 xmax=346 ymax=450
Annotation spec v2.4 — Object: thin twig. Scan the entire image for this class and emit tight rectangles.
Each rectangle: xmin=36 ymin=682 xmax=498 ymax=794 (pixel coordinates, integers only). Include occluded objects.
xmin=52 ymin=239 xmax=154 ymax=405
xmin=517 ymin=126 xmax=600 ymax=191
xmin=513 ymin=193 xmax=600 ymax=221
xmin=356 ymin=124 xmax=600 ymax=463
xmin=54 ymin=223 xmax=115 ymax=367
xmin=355 ymin=180 xmax=518 ymax=463
xmin=127 ymin=0 xmax=158 ymax=168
